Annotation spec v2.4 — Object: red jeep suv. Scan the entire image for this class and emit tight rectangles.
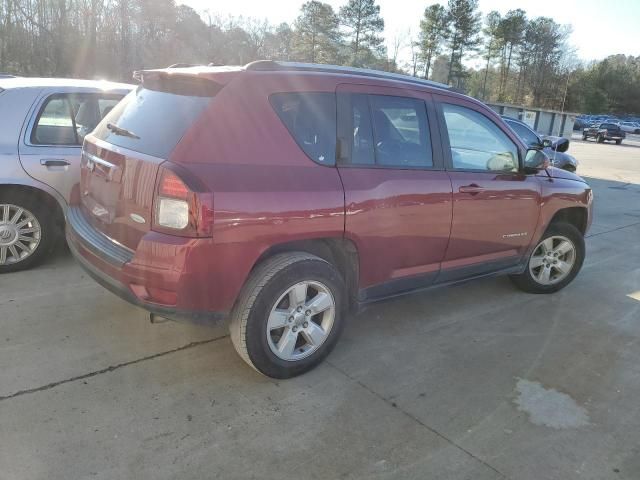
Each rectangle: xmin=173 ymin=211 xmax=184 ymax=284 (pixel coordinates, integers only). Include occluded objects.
xmin=67 ymin=61 xmax=593 ymax=378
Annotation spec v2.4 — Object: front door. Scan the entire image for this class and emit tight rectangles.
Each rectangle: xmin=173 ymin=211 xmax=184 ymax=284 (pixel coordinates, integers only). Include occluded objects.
xmin=336 ymin=84 xmax=453 ymax=300
xmin=434 ymin=97 xmax=541 ymax=282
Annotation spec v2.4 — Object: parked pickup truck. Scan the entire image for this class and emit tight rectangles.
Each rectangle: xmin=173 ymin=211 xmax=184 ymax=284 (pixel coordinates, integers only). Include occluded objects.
xmin=582 ymin=122 xmax=626 ymax=144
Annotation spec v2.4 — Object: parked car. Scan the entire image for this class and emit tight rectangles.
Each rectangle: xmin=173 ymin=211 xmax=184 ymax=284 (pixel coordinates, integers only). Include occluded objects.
xmin=582 ymin=122 xmax=626 ymax=144
xmin=66 ymin=61 xmax=593 ymax=378
xmin=502 ymin=116 xmax=578 ymax=172
xmin=618 ymin=121 xmax=640 ymax=134
xmin=573 ymin=117 xmax=590 ymax=130
xmin=0 ymin=78 xmax=132 ymax=272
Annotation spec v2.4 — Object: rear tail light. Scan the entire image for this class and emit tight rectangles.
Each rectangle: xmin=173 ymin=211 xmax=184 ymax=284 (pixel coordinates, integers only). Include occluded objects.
xmin=153 ymin=166 xmax=213 ymax=237
xmin=158 ymin=198 xmax=189 ymax=230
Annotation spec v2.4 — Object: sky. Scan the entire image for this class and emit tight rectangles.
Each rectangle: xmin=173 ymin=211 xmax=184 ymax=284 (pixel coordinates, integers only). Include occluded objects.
xmin=180 ymin=0 xmax=640 ymax=66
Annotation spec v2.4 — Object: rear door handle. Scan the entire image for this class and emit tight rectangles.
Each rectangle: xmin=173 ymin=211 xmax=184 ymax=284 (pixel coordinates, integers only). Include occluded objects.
xmin=459 ymin=184 xmax=485 ymax=194
xmin=40 ymin=158 xmax=71 ymax=167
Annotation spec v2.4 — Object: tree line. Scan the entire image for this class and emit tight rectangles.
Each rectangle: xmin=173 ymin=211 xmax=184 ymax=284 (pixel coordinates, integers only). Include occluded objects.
xmin=1 ymin=0 xmax=638 ymax=114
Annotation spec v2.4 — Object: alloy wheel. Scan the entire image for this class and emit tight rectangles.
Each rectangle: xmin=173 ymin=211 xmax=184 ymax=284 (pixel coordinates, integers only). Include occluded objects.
xmin=0 ymin=204 xmax=42 ymax=265
xmin=266 ymin=280 xmax=336 ymax=361
xmin=529 ymin=235 xmax=576 ymax=286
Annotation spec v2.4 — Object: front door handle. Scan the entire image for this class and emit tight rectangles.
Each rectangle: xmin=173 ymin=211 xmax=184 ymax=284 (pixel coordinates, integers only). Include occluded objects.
xmin=40 ymin=158 xmax=71 ymax=167
xmin=459 ymin=184 xmax=485 ymax=194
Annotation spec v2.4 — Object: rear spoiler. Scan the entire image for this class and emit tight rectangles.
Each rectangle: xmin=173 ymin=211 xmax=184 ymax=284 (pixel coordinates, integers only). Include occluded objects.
xmin=133 ymin=70 xmax=222 ymax=97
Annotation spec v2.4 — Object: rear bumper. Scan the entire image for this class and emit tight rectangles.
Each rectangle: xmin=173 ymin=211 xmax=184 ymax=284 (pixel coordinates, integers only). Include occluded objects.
xmin=66 ymin=207 xmax=228 ymax=327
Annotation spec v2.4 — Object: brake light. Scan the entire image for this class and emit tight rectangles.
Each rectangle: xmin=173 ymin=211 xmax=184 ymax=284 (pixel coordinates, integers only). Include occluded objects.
xmin=158 ymin=170 xmax=190 ymax=199
xmin=153 ymin=166 xmax=213 ymax=237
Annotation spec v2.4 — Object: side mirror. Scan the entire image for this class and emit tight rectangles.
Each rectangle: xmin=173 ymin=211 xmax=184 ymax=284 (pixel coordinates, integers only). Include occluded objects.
xmin=524 ymin=148 xmax=551 ymax=172
xmin=553 ymin=137 xmax=570 ymax=153
xmin=541 ymin=136 xmax=569 ymax=153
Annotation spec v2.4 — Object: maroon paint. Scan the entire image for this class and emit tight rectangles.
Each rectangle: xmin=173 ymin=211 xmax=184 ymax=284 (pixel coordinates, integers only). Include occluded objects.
xmin=67 ymin=67 xmax=593 ymax=319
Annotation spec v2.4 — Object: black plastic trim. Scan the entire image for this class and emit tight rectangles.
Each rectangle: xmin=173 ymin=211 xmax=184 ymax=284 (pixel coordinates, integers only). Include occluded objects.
xmin=435 ymin=256 xmax=523 ymax=284
xmin=66 ymin=206 xmax=134 ymax=267
xmin=358 ymin=258 xmax=526 ymax=304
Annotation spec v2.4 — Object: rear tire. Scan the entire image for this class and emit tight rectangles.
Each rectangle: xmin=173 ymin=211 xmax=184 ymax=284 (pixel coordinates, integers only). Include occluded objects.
xmin=0 ymin=190 xmax=56 ymax=273
xmin=616 ymin=139 xmax=622 ymax=145
xmin=229 ymin=252 xmax=347 ymax=379
xmin=510 ymin=222 xmax=585 ymax=294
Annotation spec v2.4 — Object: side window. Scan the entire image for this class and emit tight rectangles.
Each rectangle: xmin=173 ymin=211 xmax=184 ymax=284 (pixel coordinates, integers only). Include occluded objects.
xmin=99 ymin=98 xmax=120 ymax=120
xmin=32 ymin=94 xmax=125 ymax=146
xmin=74 ymin=94 xmax=124 ymax=141
xmin=338 ymin=93 xmax=433 ymax=168
xmin=270 ymin=92 xmax=336 ymax=165
xmin=349 ymin=93 xmax=375 ymax=165
xmin=369 ymin=95 xmax=432 ymax=167
xmin=442 ymin=104 xmax=519 ymax=172
xmin=32 ymin=95 xmax=77 ymax=145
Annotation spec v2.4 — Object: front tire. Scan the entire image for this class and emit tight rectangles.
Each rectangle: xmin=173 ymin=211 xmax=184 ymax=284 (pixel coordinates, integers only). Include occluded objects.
xmin=0 ymin=191 xmax=56 ymax=273
xmin=616 ymin=139 xmax=622 ymax=145
xmin=597 ymin=135 xmax=605 ymax=143
xmin=230 ymin=252 xmax=346 ymax=379
xmin=510 ymin=222 xmax=585 ymax=294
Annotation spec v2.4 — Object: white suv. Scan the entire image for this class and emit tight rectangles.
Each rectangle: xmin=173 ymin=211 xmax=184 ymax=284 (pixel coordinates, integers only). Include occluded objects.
xmin=0 ymin=78 xmax=132 ymax=272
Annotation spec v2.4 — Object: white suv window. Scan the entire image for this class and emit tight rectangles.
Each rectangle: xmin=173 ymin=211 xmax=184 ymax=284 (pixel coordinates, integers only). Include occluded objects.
xmin=32 ymin=96 xmax=77 ymax=145
xmin=443 ymin=104 xmax=519 ymax=172
xmin=32 ymin=93 xmax=125 ymax=146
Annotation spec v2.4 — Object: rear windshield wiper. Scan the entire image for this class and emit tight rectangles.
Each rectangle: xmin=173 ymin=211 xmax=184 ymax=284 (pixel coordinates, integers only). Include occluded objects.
xmin=106 ymin=123 xmax=140 ymax=139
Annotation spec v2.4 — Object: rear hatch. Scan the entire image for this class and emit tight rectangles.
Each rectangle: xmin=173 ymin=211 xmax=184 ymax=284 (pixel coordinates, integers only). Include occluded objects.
xmin=80 ymin=74 xmax=220 ymax=250
xmin=604 ymin=124 xmax=624 ymax=136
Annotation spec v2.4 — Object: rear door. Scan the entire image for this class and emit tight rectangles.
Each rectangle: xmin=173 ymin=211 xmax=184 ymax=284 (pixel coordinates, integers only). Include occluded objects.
xmin=80 ymin=85 xmax=214 ymax=250
xmin=18 ymin=91 xmax=124 ymax=204
xmin=336 ymin=84 xmax=452 ymax=299
xmin=434 ymin=95 xmax=541 ymax=282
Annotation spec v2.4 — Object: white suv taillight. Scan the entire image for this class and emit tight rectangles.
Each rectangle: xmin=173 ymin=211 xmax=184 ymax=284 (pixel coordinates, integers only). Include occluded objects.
xmin=153 ymin=166 xmax=213 ymax=237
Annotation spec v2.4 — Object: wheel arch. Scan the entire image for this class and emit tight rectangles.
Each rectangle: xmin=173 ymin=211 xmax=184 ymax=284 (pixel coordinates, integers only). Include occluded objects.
xmin=250 ymin=237 xmax=360 ymax=311
xmin=549 ymin=206 xmax=588 ymax=235
xmin=0 ymin=182 xmax=66 ymax=232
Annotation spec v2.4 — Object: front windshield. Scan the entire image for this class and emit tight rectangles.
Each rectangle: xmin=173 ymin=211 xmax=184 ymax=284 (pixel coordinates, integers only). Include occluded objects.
xmin=507 ymin=120 xmax=540 ymax=147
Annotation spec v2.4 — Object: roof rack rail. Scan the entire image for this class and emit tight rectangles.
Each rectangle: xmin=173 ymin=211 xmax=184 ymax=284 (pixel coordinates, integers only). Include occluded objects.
xmin=245 ymin=60 xmax=451 ymax=91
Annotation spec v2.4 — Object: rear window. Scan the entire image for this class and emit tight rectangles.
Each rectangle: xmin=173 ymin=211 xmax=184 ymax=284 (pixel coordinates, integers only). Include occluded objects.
xmin=270 ymin=93 xmax=336 ymax=165
xmin=93 ymin=87 xmax=212 ymax=158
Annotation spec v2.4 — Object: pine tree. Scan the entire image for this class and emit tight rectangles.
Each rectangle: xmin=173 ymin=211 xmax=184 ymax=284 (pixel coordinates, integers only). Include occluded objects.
xmin=496 ymin=9 xmax=527 ymax=101
xmin=481 ymin=11 xmax=501 ymax=100
xmin=445 ymin=0 xmax=481 ymax=87
xmin=293 ymin=1 xmax=343 ymax=64
xmin=339 ymin=0 xmax=384 ymax=67
xmin=417 ymin=4 xmax=449 ymax=80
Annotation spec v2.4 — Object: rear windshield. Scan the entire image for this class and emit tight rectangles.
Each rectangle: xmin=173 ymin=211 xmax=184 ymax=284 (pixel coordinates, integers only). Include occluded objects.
xmin=93 ymin=86 xmax=212 ymax=158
